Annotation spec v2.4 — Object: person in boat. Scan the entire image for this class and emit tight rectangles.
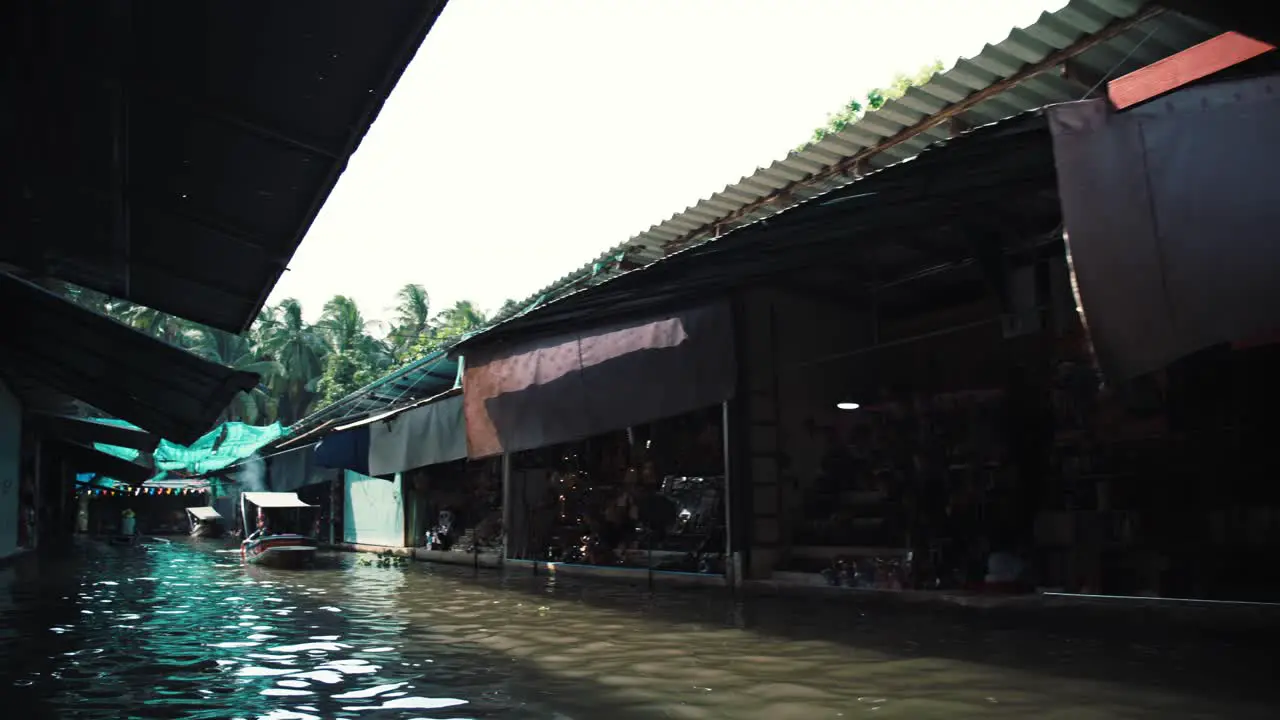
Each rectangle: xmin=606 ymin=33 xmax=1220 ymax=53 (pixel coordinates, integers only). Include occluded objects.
xmin=246 ymin=506 xmax=270 ymax=541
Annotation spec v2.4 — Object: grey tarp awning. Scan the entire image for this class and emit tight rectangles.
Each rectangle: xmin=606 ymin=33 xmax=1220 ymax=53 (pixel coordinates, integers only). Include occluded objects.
xmin=365 ymin=389 xmax=466 ymax=476
xmin=187 ymin=506 xmax=222 ymax=520
xmin=1048 ymin=74 xmax=1280 ymax=381
xmin=463 ymin=301 xmax=736 ymax=458
xmin=243 ymin=492 xmax=313 ymax=509
xmin=0 ymin=273 xmax=259 ymax=444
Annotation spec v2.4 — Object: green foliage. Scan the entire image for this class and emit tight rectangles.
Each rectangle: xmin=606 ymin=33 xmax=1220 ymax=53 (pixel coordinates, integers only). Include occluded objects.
xmin=495 ymin=298 xmax=522 ymax=318
xmin=398 ymin=299 xmax=489 ymax=364
xmin=54 ymin=281 xmax=496 ymax=426
xmin=802 ymin=59 xmax=944 ymax=149
xmin=387 ymin=283 xmax=431 ymax=362
xmin=314 ymin=349 xmax=378 ymax=409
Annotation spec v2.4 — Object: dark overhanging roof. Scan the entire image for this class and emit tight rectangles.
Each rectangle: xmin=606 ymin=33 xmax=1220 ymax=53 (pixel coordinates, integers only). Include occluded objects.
xmin=1160 ymin=1 xmax=1280 ymax=46
xmin=454 ymin=112 xmax=1058 ymax=351
xmin=3 ymin=0 xmax=450 ymax=333
xmin=51 ymin=439 xmax=154 ymax=486
xmin=27 ymin=413 xmax=161 ymax=453
xmin=0 ymin=273 xmax=260 ymax=445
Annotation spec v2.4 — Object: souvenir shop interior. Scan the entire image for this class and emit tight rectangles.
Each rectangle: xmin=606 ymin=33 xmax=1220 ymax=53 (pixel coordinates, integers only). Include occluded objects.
xmin=403 ymin=457 xmax=503 ymax=554
xmin=761 ymin=248 xmax=1280 ymax=600
xmin=765 ymin=271 xmax=1052 ymax=592
xmin=506 ymin=405 xmax=727 ymax=574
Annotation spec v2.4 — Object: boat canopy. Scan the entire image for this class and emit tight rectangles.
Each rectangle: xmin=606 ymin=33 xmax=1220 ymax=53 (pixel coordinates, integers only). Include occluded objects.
xmin=243 ymin=492 xmax=313 ymax=509
xmin=186 ymin=506 xmax=222 ymax=520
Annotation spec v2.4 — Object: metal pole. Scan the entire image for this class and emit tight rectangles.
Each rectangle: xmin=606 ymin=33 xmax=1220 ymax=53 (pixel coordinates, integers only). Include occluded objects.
xmin=32 ymin=437 xmax=43 ymax=549
xmin=500 ymin=452 xmax=512 ymax=564
xmin=720 ymin=399 xmax=735 ymax=589
xmin=647 ymin=530 xmax=654 ymax=592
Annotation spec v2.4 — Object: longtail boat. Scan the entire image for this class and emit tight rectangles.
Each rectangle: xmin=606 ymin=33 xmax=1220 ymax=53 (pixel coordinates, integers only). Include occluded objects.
xmin=187 ymin=505 xmax=225 ymax=538
xmin=240 ymin=492 xmax=318 ymax=568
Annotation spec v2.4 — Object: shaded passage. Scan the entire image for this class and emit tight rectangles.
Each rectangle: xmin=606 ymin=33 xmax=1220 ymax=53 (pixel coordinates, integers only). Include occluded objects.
xmin=1 ymin=540 xmax=1276 ymax=719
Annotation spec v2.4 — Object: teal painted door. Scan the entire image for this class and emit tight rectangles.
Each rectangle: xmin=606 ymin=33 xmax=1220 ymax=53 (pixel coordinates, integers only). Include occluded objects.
xmin=343 ymin=471 xmax=404 ymax=547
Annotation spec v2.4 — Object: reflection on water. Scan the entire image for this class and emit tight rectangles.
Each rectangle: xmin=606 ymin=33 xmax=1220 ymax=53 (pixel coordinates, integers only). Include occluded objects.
xmin=1 ymin=539 xmax=1276 ymax=719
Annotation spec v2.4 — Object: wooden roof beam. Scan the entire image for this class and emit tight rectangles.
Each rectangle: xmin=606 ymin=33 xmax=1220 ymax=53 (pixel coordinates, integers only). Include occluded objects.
xmin=1108 ymin=31 xmax=1275 ymax=110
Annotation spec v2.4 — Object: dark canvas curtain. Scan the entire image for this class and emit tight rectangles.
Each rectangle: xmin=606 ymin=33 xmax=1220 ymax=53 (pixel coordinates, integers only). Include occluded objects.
xmin=463 ymin=301 xmax=736 ymax=458
xmin=368 ymin=393 xmax=467 ymax=476
xmin=1047 ymin=75 xmax=1280 ymax=381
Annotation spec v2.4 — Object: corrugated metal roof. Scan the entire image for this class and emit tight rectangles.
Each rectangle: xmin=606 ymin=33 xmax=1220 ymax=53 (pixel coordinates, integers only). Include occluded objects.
xmin=489 ymin=0 xmax=1218 ymax=326
xmin=284 ymin=346 xmax=461 ymax=438
xmin=456 ymin=110 xmax=1057 ymax=351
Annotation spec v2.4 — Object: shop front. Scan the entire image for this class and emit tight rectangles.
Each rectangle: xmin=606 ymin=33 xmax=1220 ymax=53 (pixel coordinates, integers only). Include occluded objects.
xmin=402 ymin=457 xmax=503 ymax=567
xmin=736 ymin=259 xmax=1073 ymax=591
xmin=454 ymin=111 xmax=1075 ymax=593
xmin=453 ymin=73 xmax=1280 ymax=599
xmin=461 ymin=302 xmax=736 ymax=585
xmin=503 ymin=406 xmax=727 ymax=580
xmin=312 ymin=389 xmax=496 ymax=561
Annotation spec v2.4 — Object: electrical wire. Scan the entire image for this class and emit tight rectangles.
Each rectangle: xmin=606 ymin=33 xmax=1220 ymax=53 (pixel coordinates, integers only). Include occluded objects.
xmin=1081 ymin=24 xmax=1159 ymax=100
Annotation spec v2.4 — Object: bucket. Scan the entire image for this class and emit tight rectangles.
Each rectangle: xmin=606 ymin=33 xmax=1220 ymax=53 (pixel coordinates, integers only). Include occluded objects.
xmin=121 ymin=517 xmax=136 ymax=536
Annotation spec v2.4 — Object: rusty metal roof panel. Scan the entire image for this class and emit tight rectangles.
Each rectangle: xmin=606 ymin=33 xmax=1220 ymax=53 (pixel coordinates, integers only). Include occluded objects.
xmin=487 ymin=1 xmax=1221 ymax=326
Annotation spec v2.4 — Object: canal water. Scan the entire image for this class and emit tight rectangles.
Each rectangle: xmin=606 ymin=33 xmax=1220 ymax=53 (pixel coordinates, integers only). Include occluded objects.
xmin=2 ymin=538 xmax=1276 ymax=719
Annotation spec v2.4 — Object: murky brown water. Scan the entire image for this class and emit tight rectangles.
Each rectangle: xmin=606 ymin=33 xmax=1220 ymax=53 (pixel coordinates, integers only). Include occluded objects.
xmin=1 ymin=539 xmax=1276 ymax=719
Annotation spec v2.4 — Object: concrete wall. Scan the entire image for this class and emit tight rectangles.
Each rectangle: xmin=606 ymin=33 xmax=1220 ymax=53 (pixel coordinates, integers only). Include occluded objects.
xmin=343 ymin=470 xmax=405 ymax=547
xmin=0 ymin=379 xmax=22 ymax=560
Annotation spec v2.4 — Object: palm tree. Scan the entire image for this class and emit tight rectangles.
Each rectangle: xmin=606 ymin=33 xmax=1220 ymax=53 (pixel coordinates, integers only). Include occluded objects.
xmin=359 ymin=334 xmax=395 ymax=374
xmin=388 ymin=283 xmax=431 ymax=357
xmin=189 ymin=329 xmax=283 ymax=424
xmin=432 ymin=300 xmax=488 ymax=341
xmin=318 ymin=295 xmax=371 ymax=353
xmin=495 ymin=298 xmax=523 ymax=319
xmin=120 ymin=303 xmax=189 ymax=346
xmin=259 ymin=298 xmax=328 ymax=424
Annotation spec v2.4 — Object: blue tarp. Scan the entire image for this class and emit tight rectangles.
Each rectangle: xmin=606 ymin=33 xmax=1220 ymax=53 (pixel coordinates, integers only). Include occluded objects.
xmin=315 ymin=427 xmax=369 ymax=475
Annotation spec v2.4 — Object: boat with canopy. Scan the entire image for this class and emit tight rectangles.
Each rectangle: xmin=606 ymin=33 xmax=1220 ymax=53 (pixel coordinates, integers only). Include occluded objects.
xmin=186 ymin=506 xmax=225 ymax=538
xmin=240 ymin=492 xmax=318 ymax=567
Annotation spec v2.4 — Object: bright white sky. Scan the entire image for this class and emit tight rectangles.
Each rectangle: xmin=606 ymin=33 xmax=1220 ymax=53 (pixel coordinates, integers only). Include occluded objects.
xmin=268 ymin=0 xmax=1065 ymax=326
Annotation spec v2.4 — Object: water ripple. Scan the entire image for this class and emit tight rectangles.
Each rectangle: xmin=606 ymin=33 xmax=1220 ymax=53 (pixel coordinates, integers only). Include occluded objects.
xmin=2 ymin=538 xmax=1276 ymax=718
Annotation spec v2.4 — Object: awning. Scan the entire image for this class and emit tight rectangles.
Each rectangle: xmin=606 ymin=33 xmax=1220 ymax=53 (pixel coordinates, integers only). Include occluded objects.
xmin=1047 ymin=75 xmax=1280 ymax=381
xmin=187 ymin=506 xmax=223 ymax=520
xmin=6 ymin=1 xmax=451 ymax=332
xmin=366 ymin=389 xmax=466 ymax=476
xmin=0 ymin=273 xmax=260 ymax=444
xmin=463 ymin=301 xmax=736 ymax=458
xmin=267 ymin=445 xmax=340 ymax=493
xmin=243 ymin=492 xmax=313 ymax=509
xmin=314 ymin=426 xmax=370 ymax=475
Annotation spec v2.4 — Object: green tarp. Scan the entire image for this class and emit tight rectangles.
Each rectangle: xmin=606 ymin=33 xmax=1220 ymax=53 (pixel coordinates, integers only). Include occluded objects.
xmin=93 ymin=441 xmax=142 ymax=463
xmin=153 ymin=421 xmax=286 ymax=475
xmin=84 ymin=418 xmax=287 ymax=476
xmin=89 ymin=417 xmax=146 ymax=462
